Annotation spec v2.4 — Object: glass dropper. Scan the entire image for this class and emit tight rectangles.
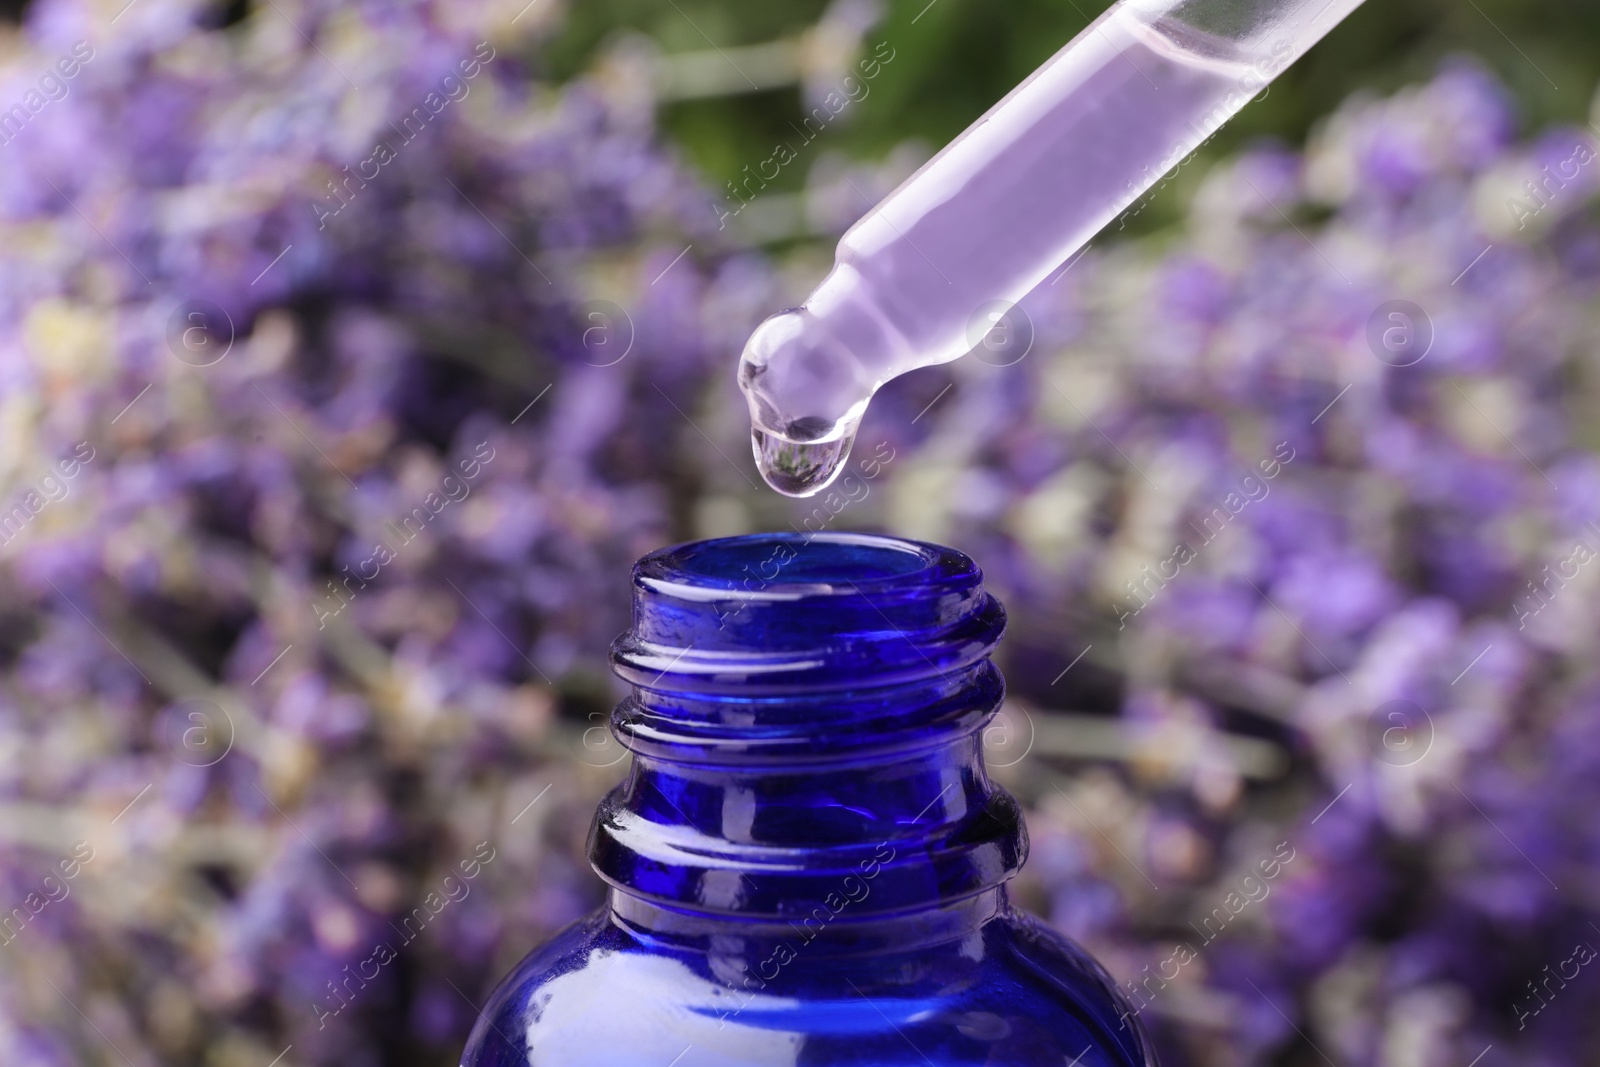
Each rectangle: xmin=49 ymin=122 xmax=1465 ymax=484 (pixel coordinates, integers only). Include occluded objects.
xmin=739 ymin=0 xmax=1368 ymax=496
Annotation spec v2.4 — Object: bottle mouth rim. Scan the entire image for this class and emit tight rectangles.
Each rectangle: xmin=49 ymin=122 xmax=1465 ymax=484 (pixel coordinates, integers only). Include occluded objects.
xmin=618 ymin=532 xmax=1000 ymax=689
xmin=635 ymin=532 xmax=952 ymax=600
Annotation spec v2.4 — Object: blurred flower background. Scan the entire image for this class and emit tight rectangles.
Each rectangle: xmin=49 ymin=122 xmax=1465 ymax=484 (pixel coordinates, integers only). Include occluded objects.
xmin=2 ymin=0 xmax=1600 ymax=1064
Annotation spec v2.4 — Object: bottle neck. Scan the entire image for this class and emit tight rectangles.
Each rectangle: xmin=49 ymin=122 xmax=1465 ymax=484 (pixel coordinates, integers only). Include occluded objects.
xmin=607 ymin=884 xmax=1011 ymax=959
xmin=591 ymin=695 xmax=1024 ymax=928
xmin=587 ymin=534 xmax=1025 ymax=940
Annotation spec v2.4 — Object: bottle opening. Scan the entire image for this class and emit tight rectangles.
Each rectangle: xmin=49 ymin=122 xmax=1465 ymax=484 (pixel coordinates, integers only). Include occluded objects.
xmin=618 ymin=533 xmax=1002 ymax=686
xmin=665 ymin=532 xmax=935 ymax=587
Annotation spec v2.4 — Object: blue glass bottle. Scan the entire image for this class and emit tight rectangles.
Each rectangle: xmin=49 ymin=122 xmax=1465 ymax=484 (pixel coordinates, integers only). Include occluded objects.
xmin=460 ymin=533 xmax=1154 ymax=1066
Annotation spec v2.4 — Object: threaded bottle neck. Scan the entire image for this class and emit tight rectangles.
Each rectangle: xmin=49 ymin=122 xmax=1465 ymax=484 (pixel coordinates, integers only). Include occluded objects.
xmin=588 ymin=533 xmax=1025 ymax=930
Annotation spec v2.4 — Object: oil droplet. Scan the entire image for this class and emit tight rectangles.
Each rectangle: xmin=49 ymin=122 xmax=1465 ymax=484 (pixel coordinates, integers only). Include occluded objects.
xmin=751 ymin=422 xmax=858 ymax=498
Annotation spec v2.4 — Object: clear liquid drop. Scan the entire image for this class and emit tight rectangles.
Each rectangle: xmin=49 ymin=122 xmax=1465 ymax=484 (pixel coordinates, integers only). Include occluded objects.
xmin=752 ymin=423 xmax=858 ymax=498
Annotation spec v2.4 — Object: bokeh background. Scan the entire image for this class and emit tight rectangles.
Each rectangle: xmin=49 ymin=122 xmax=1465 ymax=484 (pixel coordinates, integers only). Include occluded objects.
xmin=2 ymin=0 xmax=1600 ymax=1064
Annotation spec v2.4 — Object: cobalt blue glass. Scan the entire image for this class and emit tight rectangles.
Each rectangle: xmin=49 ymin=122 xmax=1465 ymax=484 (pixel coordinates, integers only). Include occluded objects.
xmin=460 ymin=533 xmax=1154 ymax=1066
